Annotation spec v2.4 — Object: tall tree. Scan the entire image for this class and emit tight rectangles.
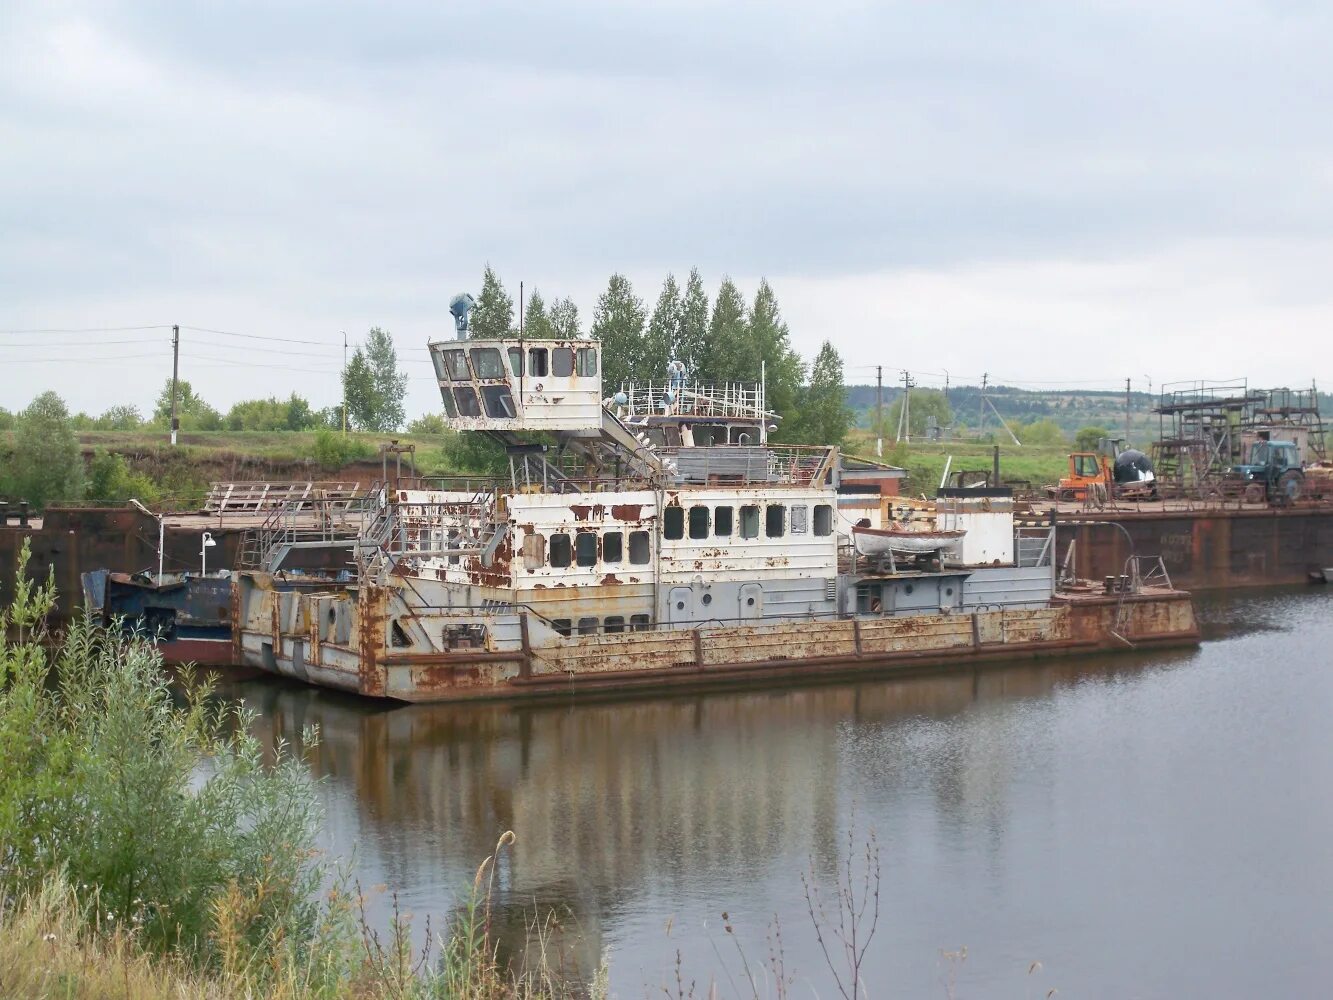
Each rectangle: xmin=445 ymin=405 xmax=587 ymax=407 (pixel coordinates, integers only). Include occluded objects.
xmin=522 ymin=289 xmax=555 ymax=339
xmin=793 ymin=341 xmax=851 ymax=446
xmin=678 ymin=267 xmax=709 ymax=376
xmin=469 ymin=265 xmax=514 ymax=340
xmin=745 ymin=280 xmax=806 ymax=437
xmin=698 ymin=275 xmax=748 ymax=383
xmin=342 ymin=327 xmax=408 ymax=431
xmin=4 ymin=391 xmax=84 ymax=509
xmin=589 ymin=273 xmax=646 ymax=391
xmin=642 ymin=273 xmax=683 ymax=384
xmin=548 ymin=296 xmax=582 ymax=339
xmin=151 ymin=379 xmax=222 ymax=431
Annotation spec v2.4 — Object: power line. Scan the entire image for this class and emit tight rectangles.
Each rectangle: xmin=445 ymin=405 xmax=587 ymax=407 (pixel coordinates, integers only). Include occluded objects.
xmin=180 ymin=325 xmax=341 ymax=346
xmin=0 ymin=338 xmax=167 ymax=348
xmin=0 ymin=325 xmax=172 ymax=335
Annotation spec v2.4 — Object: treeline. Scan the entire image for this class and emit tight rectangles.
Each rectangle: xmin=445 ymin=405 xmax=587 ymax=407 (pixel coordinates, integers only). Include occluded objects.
xmin=467 ymin=265 xmax=850 ymax=445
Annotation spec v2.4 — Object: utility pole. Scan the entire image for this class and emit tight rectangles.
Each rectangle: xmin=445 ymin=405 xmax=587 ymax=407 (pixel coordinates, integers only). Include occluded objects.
xmin=979 ymin=372 xmax=988 ymax=436
xmin=896 ymin=370 xmax=915 ymax=443
xmin=169 ymin=324 xmax=180 ymax=446
xmin=342 ymin=331 xmax=348 ymax=435
xmin=519 ymin=280 xmax=524 ymax=335
xmin=875 ymin=365 xmax=883 ymax=458
xmin=1125 ymin=376 xmax=1133 ymax=446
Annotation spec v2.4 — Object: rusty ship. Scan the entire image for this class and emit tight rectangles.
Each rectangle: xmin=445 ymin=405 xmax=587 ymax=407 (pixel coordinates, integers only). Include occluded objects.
xmin=226 ymin=304 xmax=1199 ymax=703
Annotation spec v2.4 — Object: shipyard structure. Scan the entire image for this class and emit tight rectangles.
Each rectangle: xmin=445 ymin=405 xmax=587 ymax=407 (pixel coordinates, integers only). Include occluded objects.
xmin=221 ymin=325 xmax=1196 ymax=702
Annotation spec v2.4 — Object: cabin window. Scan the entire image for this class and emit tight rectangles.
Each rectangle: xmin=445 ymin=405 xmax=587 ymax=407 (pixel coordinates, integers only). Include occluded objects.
xmin=576 ymin=347 xmax=598 ymax=376
xmin=553 ymin=619 xmax=572 ymax=637
xmin=470 ymin=347 xmax=505 ymax=379
xmin=766 ymin=504 xmax=786 ymax=538
xmin=713 ymin=505 xmax=734 ymax=537
xmin=663 ymin=506 xmax=684 ymax=540
xmin=507 ymin=347 xmax=524 ymax=377
xmin=522 ymin=533 xmax=545 ymax=571
xmin=740 ymin=504 xmax=760 ymax=539
xmin=790 ymin=505 xmax=809 ymax=534
xmin=630 ymin=613 xmax=651 ymax=631
xmin=575 ymin=532 xmax=597 ymax=567
xmin=603 ymin=531 xmax=623 ymax=564
xmin=552 ymin=348 xmax=574 ymax=377
xmin=439 ymin=387 xmax=458 ymax=417
xmin=578 ymin=617 xmax=599 ymax=636
xmin=688 ymin=505 xmax=710 ymax=539
xmin=629 ymin=530 xmax=651 ymax=564
xmin=447 ymin=529 xmax=460 ymax=566
xmin=604 ymin=615 xmax=625 ymax=634
xmin=814 ymin=504 xmax=833 ymax=536
xmin=481 ymin=385 xmax=517 ymax=418
xmin=442 ymin=348 xmax=470 ymax=381
xmin=453 ymin=387 xmax=481 ymax=417
xmin=528 ymin=347 xmax=549 ymax=377
xmin=432 ymin=349 xmax=449 ymax=381
xmin=549 ymin=533 xmax=572 ymax=568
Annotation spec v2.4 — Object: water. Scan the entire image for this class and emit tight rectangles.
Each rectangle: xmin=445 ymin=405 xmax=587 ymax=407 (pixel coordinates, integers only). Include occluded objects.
xmin=233 ymin=588 xmax=1333 ymax=997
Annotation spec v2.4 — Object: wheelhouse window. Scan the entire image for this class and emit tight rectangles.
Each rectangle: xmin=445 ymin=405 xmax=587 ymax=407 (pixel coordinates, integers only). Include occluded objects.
xmin=442 ymin=348 xmax=470 ymax=381
xmin=481 ymin=385 xmax=517 ymax=418
xmin=431 ymin=349 xmax=449 ymax=381
xmin=814 ymin=504 xmax=833 ymax=536
xmin=552 ymin=347 xmax=574 ymax=377
xmin=576 ymin=347 xmax=598 ymax=376
xmin=470 ymin=347 xmax=505 ymax=379
xmin=688 ymin=505 xmax=710 ymax=539
xmin=549 ymin=533 xmax=572 ymax=568
xmin=507 ymin=347 xmax=524 ymax=376
xmin=740 ymin=504 xmax=760 ymax=539
xmin=528 ymin=347 xmax=549 ymax=377
xmin=522 ymin=533 xmax=545 ymax=571
xmin=575 ymin=532 xmax=597 ymax=567
xmin=552 ymin=619 xmax=572 ymax=637
xmin=453 ymin=387 xmax=481 ymax=417
xmin=439 ymin=388 xmax=458 ymax=417
xmin=790 ymin=505 xmax=809 ymax=534
xmin=629 ymin=530 xmax=651 ymax=564
xmin=766 ymin=504 xmax=786 ymax=538
xmin=663 ymin=506 xmax=684 ymax=540
xmin=603 ymin=531 xmax=623 ymax=564
xmin=714 ymin=505 xmax=734 ymax=537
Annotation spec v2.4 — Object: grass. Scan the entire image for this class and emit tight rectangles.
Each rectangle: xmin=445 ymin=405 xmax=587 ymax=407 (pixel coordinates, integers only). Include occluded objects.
xmin=844 ymin=429 xmax=1072 ymax=495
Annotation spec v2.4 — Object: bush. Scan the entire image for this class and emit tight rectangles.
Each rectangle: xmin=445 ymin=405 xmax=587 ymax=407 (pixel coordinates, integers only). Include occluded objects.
xmin=406 ymin=413 xmax=447 ymax=435
xmin=1075 ymin=425 xmax=1111 ymax=451
xmin=312 ymin=428 xmax=375 ymax=470
xmin=85 ymin=450 xmax=163 ymax=506
xmin=2 ymin=391 xmax=84 ymax=508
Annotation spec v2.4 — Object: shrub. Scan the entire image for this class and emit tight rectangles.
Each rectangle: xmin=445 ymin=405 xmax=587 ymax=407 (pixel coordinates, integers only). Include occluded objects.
xmin=312 ymin=428 xmax=375 ymax=470
xmin=85 ymin=450 xmax=163 ymax=506
xmin=2 ymin=391 xmax=84 ymax=508
xmin=406 ymin=413 xmax=447 ymax=435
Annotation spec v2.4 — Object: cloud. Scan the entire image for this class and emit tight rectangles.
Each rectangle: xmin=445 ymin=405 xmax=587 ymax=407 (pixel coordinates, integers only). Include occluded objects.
xmin=2 ymin=1 xmax=1332 ymax=417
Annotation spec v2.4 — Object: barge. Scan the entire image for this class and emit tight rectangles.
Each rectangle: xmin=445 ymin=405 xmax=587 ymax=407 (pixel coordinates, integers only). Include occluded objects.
xmin=231 ymin=325 xmax=1198 ymax=703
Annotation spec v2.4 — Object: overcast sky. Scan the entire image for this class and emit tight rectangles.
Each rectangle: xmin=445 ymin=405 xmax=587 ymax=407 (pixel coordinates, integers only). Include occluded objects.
xmin=3 ymin=1 xmax=1332 ymax=419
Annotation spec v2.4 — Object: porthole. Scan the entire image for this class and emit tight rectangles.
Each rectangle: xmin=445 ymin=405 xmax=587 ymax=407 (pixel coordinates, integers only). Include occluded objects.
xmin=746 ymin=597 xmax=755 ymax=607
xmin=945 ymin=587 xmax=953 ymax=596
xmin=905 ymin=584 xmax=914 ymax=595
xmin=676 ymin=601 xmax=685 ymax=611
xmin=702 ymin=593 xmax=712 ymax=606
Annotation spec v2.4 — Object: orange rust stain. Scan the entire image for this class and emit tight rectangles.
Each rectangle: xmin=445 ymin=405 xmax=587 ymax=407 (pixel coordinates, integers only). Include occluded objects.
xmin=601 ymin=573 xmax=622 ymax=585
xmin=611 ymin=503 xmax=644 ymax=521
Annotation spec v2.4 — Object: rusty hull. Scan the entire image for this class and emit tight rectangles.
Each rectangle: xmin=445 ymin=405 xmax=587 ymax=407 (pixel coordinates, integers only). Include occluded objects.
xmin=236 ymin=578 xmax=1200 ymax=703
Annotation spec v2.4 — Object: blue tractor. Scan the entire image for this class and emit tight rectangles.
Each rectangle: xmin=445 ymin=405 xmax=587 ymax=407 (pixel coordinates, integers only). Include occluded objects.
xmin=1226 ymin=440 xmax=1304 ymax=505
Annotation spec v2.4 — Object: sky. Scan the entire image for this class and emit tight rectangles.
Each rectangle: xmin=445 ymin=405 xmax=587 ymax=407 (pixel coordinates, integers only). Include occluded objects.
xmin=3 ymin=0 xmax=1332 ymax=420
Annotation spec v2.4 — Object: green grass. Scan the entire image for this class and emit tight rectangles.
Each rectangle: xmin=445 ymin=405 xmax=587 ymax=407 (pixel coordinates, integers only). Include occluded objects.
xmin=845 ymin=430 xmax=1072 ymax=495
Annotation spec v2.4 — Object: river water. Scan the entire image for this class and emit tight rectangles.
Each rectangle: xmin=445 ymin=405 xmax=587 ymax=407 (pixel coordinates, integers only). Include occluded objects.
xmin=233 ymin=588 xmax=1333 ymax=997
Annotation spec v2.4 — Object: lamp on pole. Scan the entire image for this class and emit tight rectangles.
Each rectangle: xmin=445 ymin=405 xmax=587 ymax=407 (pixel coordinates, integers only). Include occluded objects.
xmin=129 ymin=498 xmax=164 ymax=586
xmin=201 ymin=531 xmax=216 ymax=577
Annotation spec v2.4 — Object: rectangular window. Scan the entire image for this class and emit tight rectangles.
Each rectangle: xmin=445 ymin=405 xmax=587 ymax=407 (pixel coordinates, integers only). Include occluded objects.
xmin=629 ymin=530 xmax=650 ymax=564
xmin=447 ymin=529 xmax=459 ymax=566
xmin=766 ymin=505 xmax=786 ymax=538
xmin=528 ymin=348 xmax=548 ymax=377
xmin=663 ymin=506 xmax=684 ymax=540
xmin=578 ymin=617 xmax=599 ymax=636
xmin=522 ymin=533 xmax=545 ymax=571
xmin=603 ymin=531 xmax=623 ymax=564
xmin=814 ymin=504 xmax=833 ymax=536
xmin=688 ymin=505 xmax=710 ymax=539
xmin=470 ymin=347 xmax=505 ymax=379
xmin=549 ymin=533 xmax=571 ymax=568
xmin=481 ymin=385 xmax=517 ymax=418
xmin=439 ymin=387 xmax=458 ymax=417
xmin=714 ymin=505 xmax=733 ymax=537
xmin=443 ymin=348 xmax=470 ymax=381
xmin=740 ymin=504 xmax=760 ymax=539
xmin=630 ymin=613 xmax=651 ymax=631
xmin=432 ymin=349 xmax=449 ymax=381
xmin=552 ymin=619 xmax=572 ymax=637
xmin=603 ymin=615 xmax=625 ymax=634
xmin=576 ymin=347 xmax=598 ymax=376
xmin=790 ymin=505 xmax=808 ymax=534
xmin=575 ymin=532 xmax=597 ymax=567
xmin=552 ymin=347 xmax=574 ymax=377
xmin=453 ymin=387 xmax=481 ymax=417
xmin=507 ymin=347 xmax=524 ymax=377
